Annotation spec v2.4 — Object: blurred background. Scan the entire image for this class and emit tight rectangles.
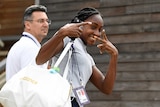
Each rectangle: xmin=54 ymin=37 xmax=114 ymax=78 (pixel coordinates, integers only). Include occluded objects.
xmin=0 ymin=0 xmax=160 ymax=107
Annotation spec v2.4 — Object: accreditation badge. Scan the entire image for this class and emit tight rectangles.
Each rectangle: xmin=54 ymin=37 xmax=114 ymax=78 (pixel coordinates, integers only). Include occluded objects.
xmin=73 ymin=86 xmax=90 ymax=106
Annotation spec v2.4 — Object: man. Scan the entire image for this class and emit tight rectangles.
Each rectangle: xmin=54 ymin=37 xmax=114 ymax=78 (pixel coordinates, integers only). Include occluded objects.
xmin=6 ymin=5 xmax=50 ymax=81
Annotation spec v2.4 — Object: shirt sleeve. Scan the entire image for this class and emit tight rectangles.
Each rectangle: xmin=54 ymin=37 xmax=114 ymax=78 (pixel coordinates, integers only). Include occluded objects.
xmin=88 ymin=54 xmax=95 ymax=66
xmin=63 ymin=37 xmax=71 ymax=47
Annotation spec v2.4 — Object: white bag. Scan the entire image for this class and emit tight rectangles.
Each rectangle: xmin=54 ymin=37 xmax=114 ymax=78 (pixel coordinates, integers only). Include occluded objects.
xmin=0 ymin=41 xmax=74 ymax=107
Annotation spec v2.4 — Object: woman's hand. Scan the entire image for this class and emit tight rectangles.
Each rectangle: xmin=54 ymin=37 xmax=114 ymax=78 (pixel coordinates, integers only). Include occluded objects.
xmin=94 ymin=29 xmax=118 ymax=55
xmin=59 ymin=22 xmax=92 ymax=39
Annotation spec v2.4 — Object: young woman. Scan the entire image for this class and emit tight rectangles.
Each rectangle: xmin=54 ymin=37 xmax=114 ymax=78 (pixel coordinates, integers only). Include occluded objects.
xmin=36 ymin=7 xmax=118 ymax=107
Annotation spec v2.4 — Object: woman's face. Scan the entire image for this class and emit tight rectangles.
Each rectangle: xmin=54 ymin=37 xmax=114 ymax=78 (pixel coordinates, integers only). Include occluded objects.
xmin=80 ymin=14 xmax=104 ymax=45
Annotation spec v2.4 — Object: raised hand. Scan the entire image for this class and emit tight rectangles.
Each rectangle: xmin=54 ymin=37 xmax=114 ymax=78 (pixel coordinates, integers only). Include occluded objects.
xmin=94 ymin=29 xmax=118 ymax=55
xmin=60 ymin=22 xmax=92 ymax=38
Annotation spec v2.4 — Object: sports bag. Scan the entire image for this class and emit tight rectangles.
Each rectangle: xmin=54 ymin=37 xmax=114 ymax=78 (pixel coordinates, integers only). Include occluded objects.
xmin=0 ymin=41 xmax=74 ymax=107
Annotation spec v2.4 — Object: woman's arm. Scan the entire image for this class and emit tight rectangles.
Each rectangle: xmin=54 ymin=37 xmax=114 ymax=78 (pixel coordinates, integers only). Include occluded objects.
xmin=36 ymin=31 xmax=64 ymax=65
xmin=90 ymin=29 xmax=118 ymax=94
xmin=36 ymin=22 xmax=92 ymax=65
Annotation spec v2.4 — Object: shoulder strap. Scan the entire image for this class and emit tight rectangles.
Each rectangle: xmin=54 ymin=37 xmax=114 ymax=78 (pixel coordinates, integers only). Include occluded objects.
xmin=53 ymin=41 xmax=74 ymax=79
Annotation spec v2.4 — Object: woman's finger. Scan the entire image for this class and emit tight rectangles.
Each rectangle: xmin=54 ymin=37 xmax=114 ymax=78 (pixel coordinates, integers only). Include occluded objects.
xmin=94 ymin=36 xmax=106 ymax=43
xmin=101 ymin=29 xmax=108 ymax=41
xmin=77 ymin=21 xmax=92 ymax=27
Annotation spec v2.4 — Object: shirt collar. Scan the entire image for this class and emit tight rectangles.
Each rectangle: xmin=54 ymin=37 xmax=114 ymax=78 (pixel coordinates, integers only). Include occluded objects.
xmin=22 ymin=32 xmax=41 ymax=47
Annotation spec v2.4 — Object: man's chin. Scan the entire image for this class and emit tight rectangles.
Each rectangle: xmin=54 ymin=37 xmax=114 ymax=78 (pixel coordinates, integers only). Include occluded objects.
xmin=43 ymin=32 xmax=48 ymax=36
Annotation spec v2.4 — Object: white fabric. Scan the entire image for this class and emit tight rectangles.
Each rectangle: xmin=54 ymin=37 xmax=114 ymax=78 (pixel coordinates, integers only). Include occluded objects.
xmin=0 ymin=65 xmax=71 ymax=107
xmin=6 ymin=32 xmax=47 ymax=81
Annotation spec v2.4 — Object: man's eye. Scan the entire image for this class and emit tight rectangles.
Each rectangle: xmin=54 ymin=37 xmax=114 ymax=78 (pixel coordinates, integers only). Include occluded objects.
xmin=38 ymin=19 xmax=44 ymax=23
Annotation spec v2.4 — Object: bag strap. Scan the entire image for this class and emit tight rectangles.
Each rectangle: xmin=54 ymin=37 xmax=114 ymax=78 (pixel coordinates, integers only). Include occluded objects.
xmin=63 ymin=47 xmax=72 ymax=79
xmin=53 ymin=41 xmax=74 ymax=79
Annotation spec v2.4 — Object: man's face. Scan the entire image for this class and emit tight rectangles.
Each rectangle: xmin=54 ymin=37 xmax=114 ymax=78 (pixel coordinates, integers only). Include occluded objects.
xmin=25 ymin=11 xmax=50 ymax=42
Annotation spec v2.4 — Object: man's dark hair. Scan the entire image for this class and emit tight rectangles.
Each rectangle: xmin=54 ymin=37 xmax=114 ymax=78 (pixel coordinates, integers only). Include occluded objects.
xmin=71 ymin=7 xmax=100 ymax=23
xmin=23 ymin=5 xmax=47 ymax=25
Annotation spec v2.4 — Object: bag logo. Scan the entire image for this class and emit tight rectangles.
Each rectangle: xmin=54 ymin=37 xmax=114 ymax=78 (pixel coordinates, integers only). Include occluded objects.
xmin=21 ymin=76 xmax=38 ymax=84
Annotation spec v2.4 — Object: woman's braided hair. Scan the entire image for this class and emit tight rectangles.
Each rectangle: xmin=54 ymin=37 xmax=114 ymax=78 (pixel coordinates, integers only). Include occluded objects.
xmin=71 ymin=7 xmax=100 ymax=23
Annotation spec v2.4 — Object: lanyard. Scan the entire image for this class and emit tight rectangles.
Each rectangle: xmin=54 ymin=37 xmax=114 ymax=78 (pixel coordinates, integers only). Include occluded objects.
xmin=70 ymin=47 xmax=83 ymax=86
xmin=22 ymin=35 xmax=37 ymax=45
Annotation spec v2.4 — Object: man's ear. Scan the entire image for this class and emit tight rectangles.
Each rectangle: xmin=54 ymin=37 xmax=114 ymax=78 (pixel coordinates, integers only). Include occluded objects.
xmin=24 ymin=21 xmax=31 ymax=30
